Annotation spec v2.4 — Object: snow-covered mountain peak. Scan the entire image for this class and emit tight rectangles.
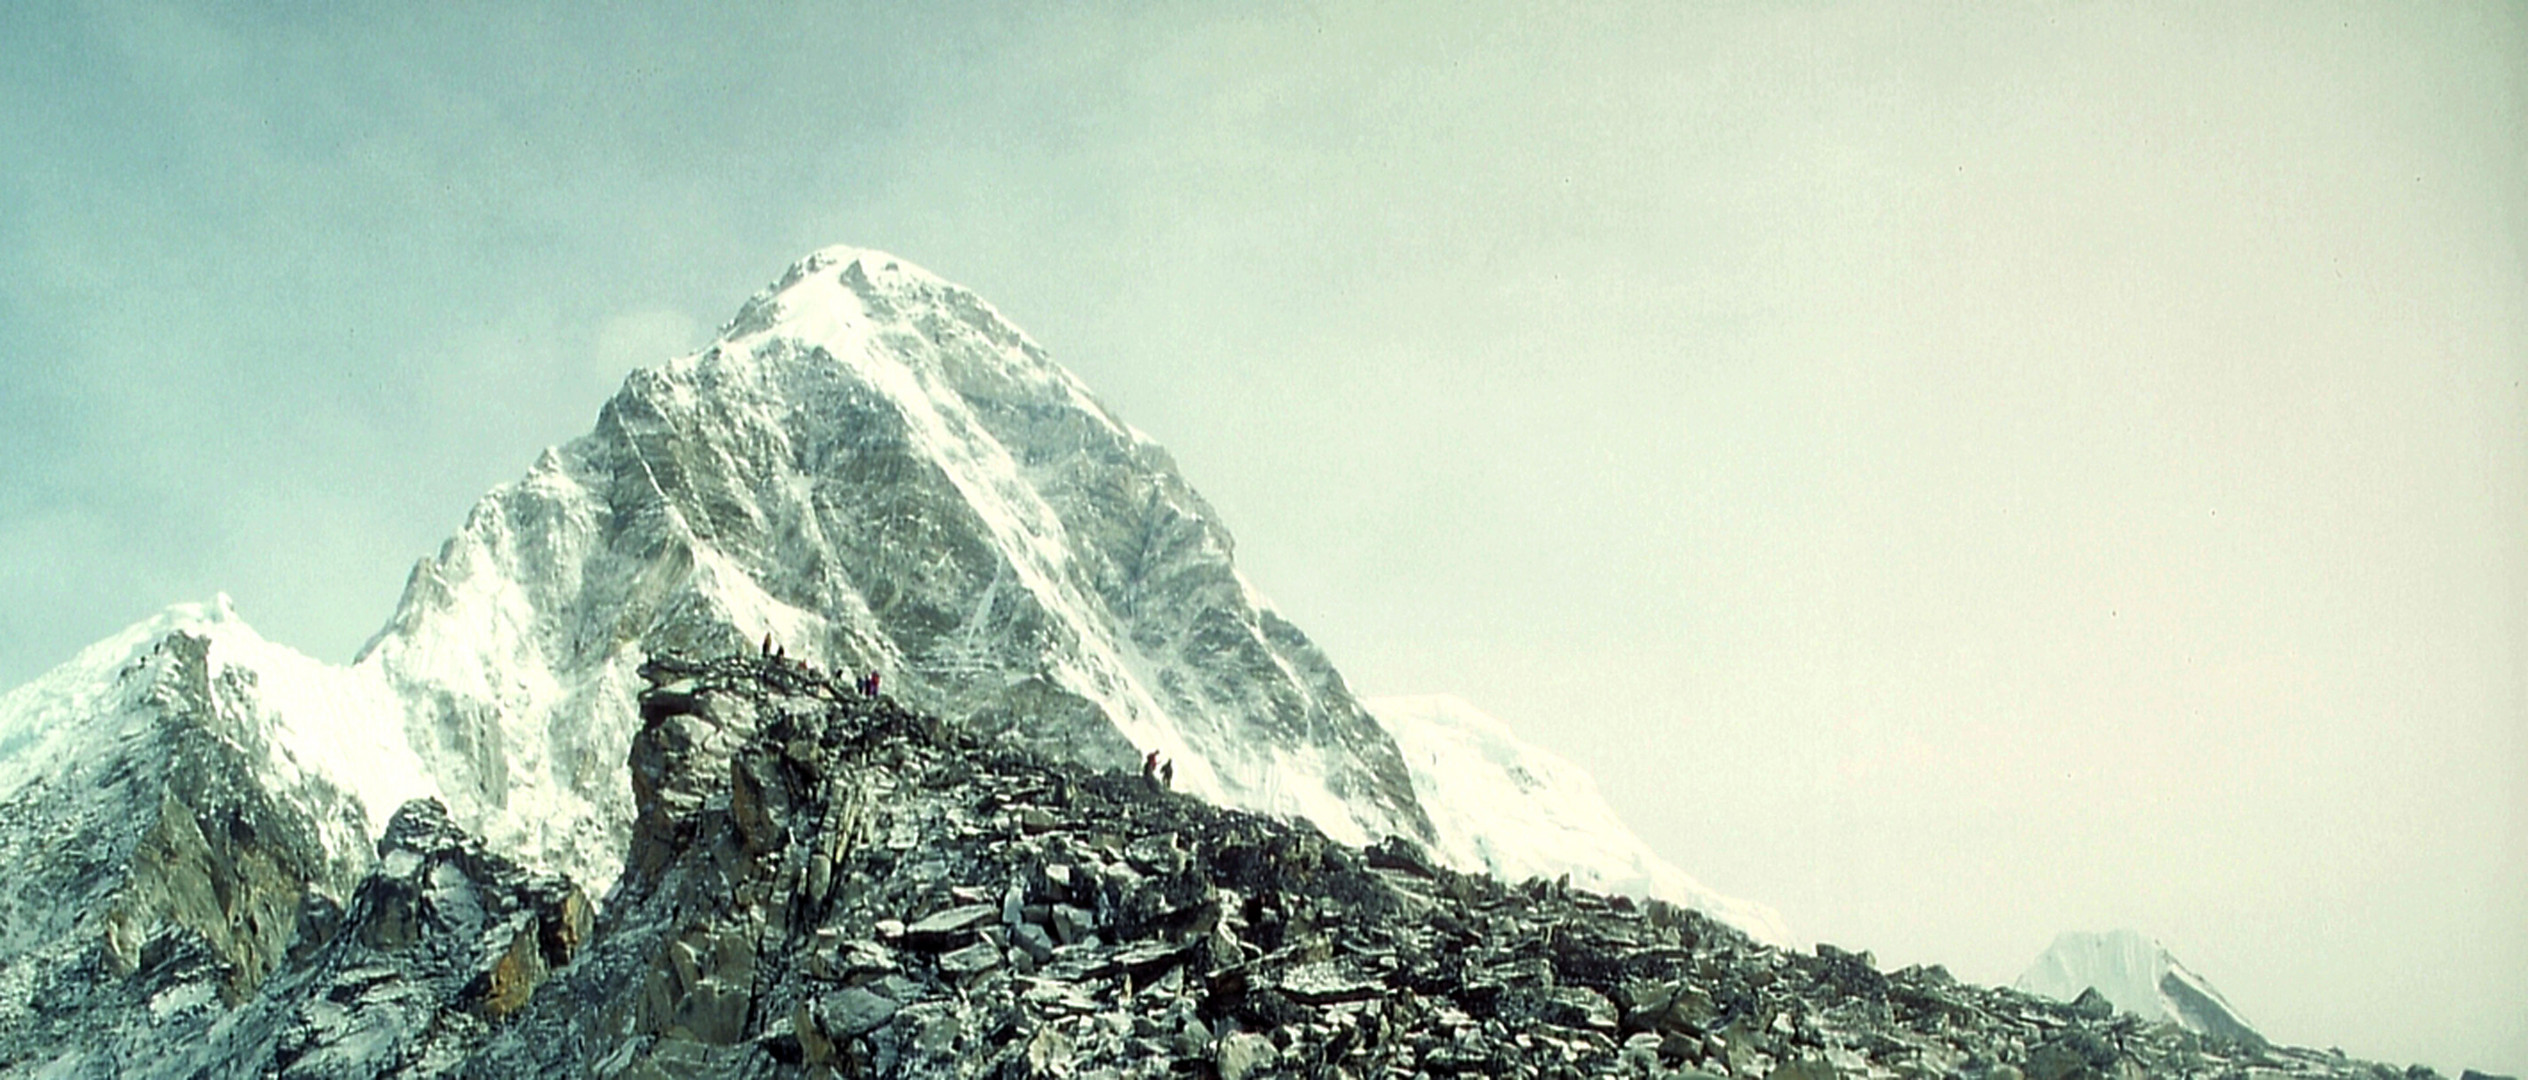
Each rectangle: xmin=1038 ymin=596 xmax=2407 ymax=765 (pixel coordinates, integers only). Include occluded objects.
xmin=0 ymin=600 xmax=201 ymax=804
xmin=2015 ymin=929 xmax=2262 ymax=1043
xmin=354 ymin=244 xmax=1433 ymax=893
xmin=714 ymin=246 xmax=1124 ymax=444
xmin=712 ymin=245 xmax=1056 ymax=380
xmin=793 ymin=243 xmax=953 ymax=291
xmin=0 ymin=599 xmax=426 ymax=1043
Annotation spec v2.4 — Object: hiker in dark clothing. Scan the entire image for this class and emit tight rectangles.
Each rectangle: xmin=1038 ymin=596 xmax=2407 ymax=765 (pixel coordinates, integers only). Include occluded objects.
xmin=1142 ymin=750 xmax=1160 ymax=789
xmin=867 ymin=671 xmax=880 ymax=698
xmin=761 ymin=632 xmax=773 ymax=657
xmin=1158 ymin=759 xmax=1174 ymax=791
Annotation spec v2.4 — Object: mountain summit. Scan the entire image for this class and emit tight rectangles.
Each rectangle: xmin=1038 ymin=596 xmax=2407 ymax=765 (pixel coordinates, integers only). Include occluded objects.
xmin=359 ymin=245 xmax=1433 ymax=892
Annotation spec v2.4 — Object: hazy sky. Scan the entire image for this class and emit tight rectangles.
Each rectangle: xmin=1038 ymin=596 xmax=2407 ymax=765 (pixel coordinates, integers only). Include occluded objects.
xmin=2 ymin=2 xmax=2520 ymax=1072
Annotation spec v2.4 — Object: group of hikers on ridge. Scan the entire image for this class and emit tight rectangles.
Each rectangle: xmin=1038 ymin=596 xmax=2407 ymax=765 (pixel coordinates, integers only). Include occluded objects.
xmin=754 ymin=632 xmax=1168 ymax=787
xmin=757 ymin=632 xmax=882 ymax=698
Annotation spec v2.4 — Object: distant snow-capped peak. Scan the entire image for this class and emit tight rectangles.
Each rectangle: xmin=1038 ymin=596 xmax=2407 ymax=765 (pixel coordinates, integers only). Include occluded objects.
xmin=2016 ymin=929 xmax=2261 ymax=1043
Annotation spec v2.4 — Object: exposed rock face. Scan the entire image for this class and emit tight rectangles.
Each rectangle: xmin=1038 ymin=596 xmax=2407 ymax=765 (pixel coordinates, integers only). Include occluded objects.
xmin=513 ymin=657 xmax=2504 ymax=1079
xmin=114 ymin=796 xmax=594 ymax=1079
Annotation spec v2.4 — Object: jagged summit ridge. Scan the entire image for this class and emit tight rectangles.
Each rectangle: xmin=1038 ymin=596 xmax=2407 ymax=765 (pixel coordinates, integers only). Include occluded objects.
xmin=0 ymin=594 xmax=428 ymax=843
xmin=359 ymin=244 xmax=1432 ymax=894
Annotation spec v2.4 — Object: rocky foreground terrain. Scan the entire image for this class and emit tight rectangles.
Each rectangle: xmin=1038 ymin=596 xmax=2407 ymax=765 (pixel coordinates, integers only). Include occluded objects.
xmin=73 ymin=652 xmax=2480 ymax=1079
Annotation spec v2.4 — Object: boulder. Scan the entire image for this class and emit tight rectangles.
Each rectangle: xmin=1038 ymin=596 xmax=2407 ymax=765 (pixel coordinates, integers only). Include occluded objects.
xmin=1216 ymin=1031 xmax=1278 ymax=1080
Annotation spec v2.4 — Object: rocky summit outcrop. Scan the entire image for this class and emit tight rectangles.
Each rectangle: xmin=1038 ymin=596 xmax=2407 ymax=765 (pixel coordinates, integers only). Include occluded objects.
xmin=25 ymin=650 xmax=2449 ymax=1079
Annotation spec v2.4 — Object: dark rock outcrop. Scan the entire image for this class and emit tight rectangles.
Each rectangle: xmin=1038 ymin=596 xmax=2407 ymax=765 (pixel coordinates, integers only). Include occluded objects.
xmin=135 ymin=797 xmax=593 ymax=1078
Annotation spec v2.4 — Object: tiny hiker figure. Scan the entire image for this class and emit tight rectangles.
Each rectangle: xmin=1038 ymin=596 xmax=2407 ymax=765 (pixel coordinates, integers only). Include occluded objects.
xmin=1141 ymin=750 xmax=1161 ymax=790
xmin=760 ymin=632 xmax=773 ymax=657
xmin=1158 ymin=758 xmax=1174 ymax=791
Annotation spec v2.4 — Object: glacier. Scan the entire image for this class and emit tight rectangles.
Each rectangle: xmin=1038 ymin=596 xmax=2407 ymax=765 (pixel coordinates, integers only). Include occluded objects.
xmin=0 ymin=244 xmax=1785 ymax=969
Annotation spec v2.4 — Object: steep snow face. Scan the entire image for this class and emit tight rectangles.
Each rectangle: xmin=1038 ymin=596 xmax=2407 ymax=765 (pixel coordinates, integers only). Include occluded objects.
xmin=359 ymin=246 xmax=1432 ymax=892
xmin=1364 ymin=694 xmax=1791 ymax=946
xmin=2016 ymin=929 xmax=2261 ymax=1042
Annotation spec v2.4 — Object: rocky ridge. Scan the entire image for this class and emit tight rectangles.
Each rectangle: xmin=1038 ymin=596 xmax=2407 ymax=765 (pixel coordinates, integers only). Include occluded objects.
xmin=29 ymin=651 xmax=2465 ymax=1079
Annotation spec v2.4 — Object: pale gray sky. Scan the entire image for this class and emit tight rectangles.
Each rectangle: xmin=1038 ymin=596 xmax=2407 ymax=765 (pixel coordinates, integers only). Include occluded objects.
xmin=2 ymin=2 xmax=2520 ymax=1072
